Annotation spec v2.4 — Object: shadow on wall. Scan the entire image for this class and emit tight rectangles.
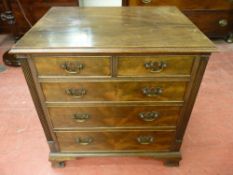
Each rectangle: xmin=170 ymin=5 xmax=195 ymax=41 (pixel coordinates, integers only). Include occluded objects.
xmin=79 ymin=0 xmax=122 ymax=7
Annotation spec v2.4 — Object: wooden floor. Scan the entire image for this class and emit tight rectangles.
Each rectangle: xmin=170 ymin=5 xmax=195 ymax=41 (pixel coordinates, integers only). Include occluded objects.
xmin=0 ymin=34 xmax=233 ymax=175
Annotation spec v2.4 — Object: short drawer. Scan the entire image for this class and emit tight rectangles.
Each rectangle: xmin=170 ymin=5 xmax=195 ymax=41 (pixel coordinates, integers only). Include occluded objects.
xmin=49 ymin=106 xmax=181 ymax=129
xmin=41 ymin=81 xmax=187 ymax=102
xmin=56 ymin=130 xmax=175 ymax=152
xmin=33 ymin=56 xmax=111 ymax=77
xmin=117 ymin=56 xmax=194 ymax=77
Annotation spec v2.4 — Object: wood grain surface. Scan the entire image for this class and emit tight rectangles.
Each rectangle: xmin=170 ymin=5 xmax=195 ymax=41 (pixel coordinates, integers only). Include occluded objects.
xmin=10 ymin=7 xmax=215 ymax=54
xmin=41 ymin=81 xmax=187 ymax=102
xmin=117 ymin=55 xmax=194 ymax=77
xmin=48 ymin=106 xmax=181 ymax=129
xmin=56 ymin=130 xmax=175 ymax=152
xmin=33 ymin=56 xmax=111 ymax=76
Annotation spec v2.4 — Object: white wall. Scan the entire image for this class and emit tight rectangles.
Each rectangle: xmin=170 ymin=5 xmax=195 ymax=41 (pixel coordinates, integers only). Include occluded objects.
xmin=79 ymin=0 xmax=122 ymax=7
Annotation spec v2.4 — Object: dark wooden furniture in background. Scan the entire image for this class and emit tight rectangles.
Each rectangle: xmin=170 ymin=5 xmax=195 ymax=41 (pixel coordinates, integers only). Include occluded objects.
xmin=0 ymin=0 xmax=79 ymax=66
xmin=1 ymin=0 xmax=16 ymax=34
xmin=1 ymin=0 xmax=21 ymax=66
xmin=0 ymin=0 xmax=79 ymax=37
xmin=123 ymin=0 xmax=233 ymax=43
xmin=10 ymin=7 xmax=215 ymax=167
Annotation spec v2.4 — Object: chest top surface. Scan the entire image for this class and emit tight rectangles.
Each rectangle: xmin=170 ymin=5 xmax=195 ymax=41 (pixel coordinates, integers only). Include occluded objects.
xmin=10 ymin=6 xmax=215 ymax=54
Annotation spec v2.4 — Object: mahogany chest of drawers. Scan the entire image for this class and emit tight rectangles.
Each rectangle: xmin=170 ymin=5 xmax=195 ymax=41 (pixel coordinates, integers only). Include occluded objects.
xmin=10 ymin=7 xmax=215 ymax=167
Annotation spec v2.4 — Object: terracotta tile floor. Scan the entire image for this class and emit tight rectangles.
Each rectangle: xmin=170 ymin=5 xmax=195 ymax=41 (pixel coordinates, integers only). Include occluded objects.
xmin=0 ymin=34 xmax=233 ymax=175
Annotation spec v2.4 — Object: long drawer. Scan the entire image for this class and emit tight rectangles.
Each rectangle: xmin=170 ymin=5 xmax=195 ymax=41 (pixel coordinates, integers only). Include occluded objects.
xmin=41 ymin=81 xmax=187 ymax=102
xmin=49 ymin=106 xmax=181 ymax=129
xmin=56 ymin=130 xmax=175 ymax=152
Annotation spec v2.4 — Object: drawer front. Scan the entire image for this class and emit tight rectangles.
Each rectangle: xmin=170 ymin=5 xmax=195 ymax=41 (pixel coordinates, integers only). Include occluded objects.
xmin=127 ymin=0 xmax=233 ymax=10
xmin=184 ymin=10 xmax=233 ymax=38
xmin=33 ymin=56 xmax=111 ymax=77
xmin=49 ymin=106 xmax=180 ymax=128
xmin=41 ymin=81 xmax=187 ymax=102
xmin=117 ymin=56 xmax=194 ymax=77
xmin=56 ymin=130 xmax=175 ymax=152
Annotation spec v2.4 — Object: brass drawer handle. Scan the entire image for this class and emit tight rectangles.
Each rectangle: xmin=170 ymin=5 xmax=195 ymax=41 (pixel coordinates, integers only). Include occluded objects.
xmin=76 ymin=137 xmax=93 ymax=145
xmin=142 ymin=87 xmax=163 ymax=97
xmin=73 ymin=113 xmax=90 ymax=122
xmin=139 ymin=111 xmax=159 ymax=122
xmin=144 ymin=61 xmax=167 ymax=73
xmin=61 ymin=61 xmax=84 ymax=74
xmin=137 ymin=136 xmax=154 ymax=145
xmin=65 ymin=88 xmax=86 ymax=98
xmin=142 ymin=0 xmax=152 ymax=4
xmin=219 ymin=19 xmax=228 ymax=27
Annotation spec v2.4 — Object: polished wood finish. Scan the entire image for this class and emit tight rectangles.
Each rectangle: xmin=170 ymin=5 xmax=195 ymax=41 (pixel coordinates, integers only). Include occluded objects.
xmin=48 ymin=151 xmax=182 ymax=166
xmin=174 ymin=56 xmax=209 ymax=150
xmin=10 ymin=7 xmax=215 ymax=167
xmin=49 ymin=106 xmax=180 ymax=129
xmin=41 ymin=81 xmax=187 ymax=102
xmin=33 ymin=56 xmax=111 ymax=77
xmin=123 ymin=0 xmax=233 ymax=41
xmin=117 ymin=55 xmax=194 ymax=77
xmin=20 ymin=58 xmax=53 ymax=141
xmin=56 ymin=130 xmax=176 ymax=152
xmin=10 ymin=7 xmax=215 ymax=54
xmin=1 ymin=0 xmax=232 ymax=41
